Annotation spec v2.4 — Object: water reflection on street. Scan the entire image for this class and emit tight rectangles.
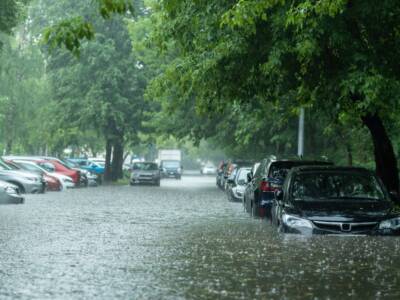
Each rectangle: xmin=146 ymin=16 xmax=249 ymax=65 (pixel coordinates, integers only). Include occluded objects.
xmin=0 ymin=176 xmax=399 ymax=299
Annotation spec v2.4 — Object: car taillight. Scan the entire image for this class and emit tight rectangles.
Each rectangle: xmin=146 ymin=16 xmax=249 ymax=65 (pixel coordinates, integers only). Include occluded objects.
xmin=260 ymin=180 xmax=279 ymax=192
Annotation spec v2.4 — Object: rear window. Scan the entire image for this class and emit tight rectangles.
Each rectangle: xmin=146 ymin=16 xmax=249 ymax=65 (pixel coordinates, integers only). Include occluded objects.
xmin=291 ymin=171 xmax=386 ymax=201
xmin=268 ymin=161 xmax=331 ymax=180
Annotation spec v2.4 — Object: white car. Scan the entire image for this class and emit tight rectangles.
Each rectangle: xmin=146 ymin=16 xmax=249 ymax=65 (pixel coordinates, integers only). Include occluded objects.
xmin=201 ymin=165 xmax=217 ymax=175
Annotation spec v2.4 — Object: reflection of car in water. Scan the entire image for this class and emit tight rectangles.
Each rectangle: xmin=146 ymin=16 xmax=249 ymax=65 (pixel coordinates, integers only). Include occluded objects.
xmin=272 ymin=166 xmax=400 ymax=236
xmin=130 ymin=162 xmax=161 ymax=186
xmin=160 ymin=160 xmax=182 ymax=179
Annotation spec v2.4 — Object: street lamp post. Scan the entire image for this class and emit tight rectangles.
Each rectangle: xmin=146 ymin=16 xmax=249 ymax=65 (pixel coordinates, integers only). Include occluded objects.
xmin=298 ymin=108 xmax=305 ymax=157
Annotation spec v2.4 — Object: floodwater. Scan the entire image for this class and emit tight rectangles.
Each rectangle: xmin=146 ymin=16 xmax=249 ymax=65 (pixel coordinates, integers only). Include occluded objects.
xmin=0 ymin=176 xmax=399 ymax=299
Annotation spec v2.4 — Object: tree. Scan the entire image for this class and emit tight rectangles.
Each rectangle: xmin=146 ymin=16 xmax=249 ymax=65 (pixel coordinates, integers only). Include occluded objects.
xmin=149 ymin=0 xmax=400 ymax=193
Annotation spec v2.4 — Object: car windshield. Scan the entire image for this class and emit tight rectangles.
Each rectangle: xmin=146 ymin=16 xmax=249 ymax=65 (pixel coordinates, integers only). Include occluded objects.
xmin=291 ymin=172 xmax=386 ymax=201
xmin=133 ymin=163 xmax=158 ymax=171
xmin=237 ymin=169 xmax=250 ymax=181
xmin=39 ymin=162 xmax=56 ymax=172
xmin=163 ymin=161 xmax=180 ymax=168
xmin=0 ymin=161 xmax=12 ymax=170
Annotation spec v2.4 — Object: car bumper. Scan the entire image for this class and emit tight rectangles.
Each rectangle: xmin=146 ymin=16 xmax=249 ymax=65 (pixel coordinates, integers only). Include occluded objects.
xmin=130 ymin=177 xmax=160 ymax=184
xmin=281 ymin=225 xmax=400 ymax=236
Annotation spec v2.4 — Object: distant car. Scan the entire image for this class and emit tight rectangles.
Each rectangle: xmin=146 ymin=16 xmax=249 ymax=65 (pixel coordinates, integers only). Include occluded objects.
xmin=272 ymin=166 xmax=400 ymax=235
xmin=201 ymin=164 xmax=217 ymax=175
xmin=216 ymin=161 xmax=228 ymax=189
xmin=244 ymin=156 xmax=333 ymax=218
xmin=0 ymin=160 xmax=45 ymax=194
xmin=0 ymin=180 xmax=24 ymax=204
xmin=130 ymin=162 xmax=161 ymax=186
xmin=222 ymin=161 xmax=253 ymax=190
xmin=226 ymin=167 xmax=251 ymax=202
xmin=160 ymin=160 xmax=182 ymax=179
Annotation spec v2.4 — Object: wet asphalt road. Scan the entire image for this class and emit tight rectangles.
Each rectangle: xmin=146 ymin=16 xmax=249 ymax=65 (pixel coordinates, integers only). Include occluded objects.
xmin=1 ymin=175 xmax=400 ymax=299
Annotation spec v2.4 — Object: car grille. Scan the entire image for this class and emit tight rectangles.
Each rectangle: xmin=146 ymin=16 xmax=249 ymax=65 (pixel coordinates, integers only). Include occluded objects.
xmin=313 ymin=221 xmax=378 ymax=233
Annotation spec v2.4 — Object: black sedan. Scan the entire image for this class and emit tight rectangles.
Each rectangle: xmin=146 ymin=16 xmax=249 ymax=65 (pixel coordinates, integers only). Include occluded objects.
xmin=130 ymin=162 xmax=161 ymax=186
xmin=271 ymin=166 xmax=400 ymax=235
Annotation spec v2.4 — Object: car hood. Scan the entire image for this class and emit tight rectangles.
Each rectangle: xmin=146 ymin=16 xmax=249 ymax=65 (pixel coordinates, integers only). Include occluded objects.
xmin=294 ymin=200 xmax=394 ymax=222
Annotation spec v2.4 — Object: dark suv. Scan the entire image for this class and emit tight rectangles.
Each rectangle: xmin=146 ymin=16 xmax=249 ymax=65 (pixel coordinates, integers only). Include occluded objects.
xmin=244 ymin=156 xmax=332 ymax=218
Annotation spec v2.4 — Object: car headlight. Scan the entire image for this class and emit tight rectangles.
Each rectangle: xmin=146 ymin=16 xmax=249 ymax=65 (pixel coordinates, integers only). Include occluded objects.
xmin=379 ymin=217 xmax=400 ymax=230
xmin=177 ymin=168 xmax=182 ymax=173
xmin=5 ymin=186 xmax=18 ymax=195
xmin=282 ymin=214 xmax=313 ymax=229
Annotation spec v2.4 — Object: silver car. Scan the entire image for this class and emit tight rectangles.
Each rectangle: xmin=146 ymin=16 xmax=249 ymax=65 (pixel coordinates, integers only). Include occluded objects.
xmin=0 ymin=161 xmax=45 ymax=194
xmin=130 ymin=162 xmax=161 ymax=186
xmin=0 ymin=180 xmax=24 ymax=204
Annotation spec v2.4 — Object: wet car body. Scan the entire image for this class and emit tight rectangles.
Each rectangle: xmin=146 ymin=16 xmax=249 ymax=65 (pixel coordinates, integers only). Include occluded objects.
xmin=272 ymin=166 xmax=400 ymax=236
xmin=244 ymin=156 xmax=332 ymax=218
xmin=0 ymin=160 xmax=45 ymax=194
xmin=130 ymin=162 xmax=161 ymax=186
xmin=0 ymin=180 xmax=24 ymax=204
xmin=226 ymin=167 xmax=251 ymax=202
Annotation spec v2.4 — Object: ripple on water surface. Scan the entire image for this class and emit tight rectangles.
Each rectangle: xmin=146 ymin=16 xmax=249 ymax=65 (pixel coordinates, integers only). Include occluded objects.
xmin=0 ymin=176 xmax=399 ymax=299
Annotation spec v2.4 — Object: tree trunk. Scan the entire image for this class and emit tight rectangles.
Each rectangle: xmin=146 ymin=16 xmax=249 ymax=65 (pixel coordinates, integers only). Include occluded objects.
xmin=111 ymin=138 xmax=124 ymax=181
xmin=104 ymin=139 xmax=113 ymax=182
xmin=362 ymin=113 xmax=399 ymax=194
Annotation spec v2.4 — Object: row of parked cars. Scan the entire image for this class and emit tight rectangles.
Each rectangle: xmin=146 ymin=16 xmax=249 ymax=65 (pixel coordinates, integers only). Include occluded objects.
xmin=217 ymin=156 xmax=400 ymax=236
xmin=0 ymin=156 xmax=106 ymax=204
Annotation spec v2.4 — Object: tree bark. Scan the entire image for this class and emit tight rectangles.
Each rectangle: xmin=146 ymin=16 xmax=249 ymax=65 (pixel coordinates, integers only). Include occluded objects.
xmin=362 ymin=113 xmax=399 ymax=194
xmin=104 ymin=139 xmax=113 ymax=182
xmin=111 ymin=138 xmax=124 ymax=181
xmin=346 ymin=143 xmax=353 ymax=166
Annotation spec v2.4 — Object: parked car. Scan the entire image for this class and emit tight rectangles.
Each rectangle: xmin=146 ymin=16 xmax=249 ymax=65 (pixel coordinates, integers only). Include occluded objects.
xmin=40 ymin=157 xmax=86 ymax=187
xmin=9 ymin=160 xmax=73 ymax=191
xmin=5 ymin=160 xmax=62 ymax=191
xmin=68 ymin=158 xmax=105 ymax=175
xmin=0 ymin=180 xmax=24 ymax=204
xmin=201 ymin=164 xmax=217 ymax=175
xmin=130 ymin=162 xmax=161 ymax=186
xmin=272 ymin=166 xmax=400 ymax=235
xmin=63 ymin=159 xmax=99 ymax=186
xmin=222 ymin=160 xmax=253 ymax=190
xmin=244 ymin=156 xmax=332 ymax=218
xmin=0 ymin=160 xmax=45 ymax=194
xmin=216 ymin=161 xmax=228 ymax=189
xmin=226 ymin=167 xmax=251 ymax=202
xmin=160 ymin=160 xmax=182 ymax=179
xmin=4 ymin=157 xmax=76 ymax=189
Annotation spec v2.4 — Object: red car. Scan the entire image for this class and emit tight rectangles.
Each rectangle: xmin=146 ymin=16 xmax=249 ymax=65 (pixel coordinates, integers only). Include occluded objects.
xmin=43 ymin=173 xmax=62 ymax=191
xmin=41 ymin=159 xmax=80 ymax=184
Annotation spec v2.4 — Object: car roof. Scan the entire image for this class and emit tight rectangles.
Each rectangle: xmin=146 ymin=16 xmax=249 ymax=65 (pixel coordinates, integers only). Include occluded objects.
xmin=290 ymin=165 xmax=372 ymax=173
xmin=262 ymin=155 xmax=332 ymax=163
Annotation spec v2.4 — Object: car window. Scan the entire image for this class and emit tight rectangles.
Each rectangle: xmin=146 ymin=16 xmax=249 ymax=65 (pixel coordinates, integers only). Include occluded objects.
xmin=237 ymin=169 xmax=250 ymax=181
xmin=133 ymin=163 xmax=158 ymax=171
xmin=291 ymin=172 xmax=386 ymax=201
xmin=162 ymin=161 xmax=180 ymax=168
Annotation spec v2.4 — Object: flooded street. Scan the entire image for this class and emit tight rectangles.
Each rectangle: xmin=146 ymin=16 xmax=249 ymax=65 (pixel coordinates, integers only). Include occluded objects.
xmin=1 ymin=176 xmax=400 ymax=299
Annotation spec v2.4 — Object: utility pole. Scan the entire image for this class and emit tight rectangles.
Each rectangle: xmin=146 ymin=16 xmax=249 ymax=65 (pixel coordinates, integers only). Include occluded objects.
xmin=298 ymin=108 xmax=305 ymax=157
